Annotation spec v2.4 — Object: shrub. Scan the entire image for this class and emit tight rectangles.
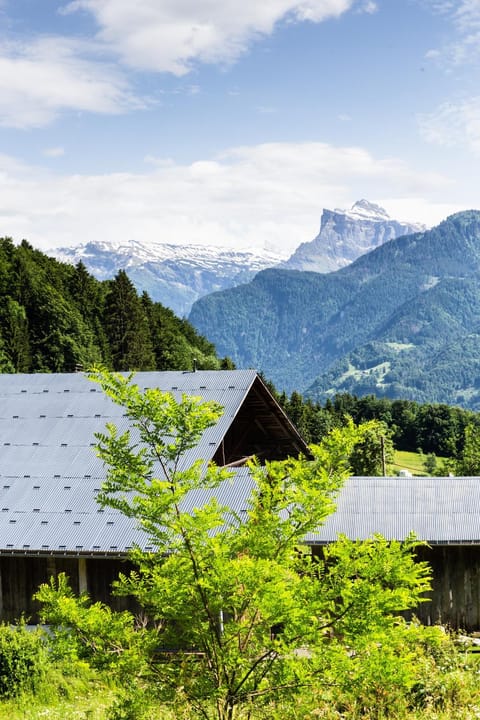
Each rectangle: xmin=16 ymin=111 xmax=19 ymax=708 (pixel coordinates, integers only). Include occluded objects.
xmin=0 ymin=622 xmax=48 ymax=698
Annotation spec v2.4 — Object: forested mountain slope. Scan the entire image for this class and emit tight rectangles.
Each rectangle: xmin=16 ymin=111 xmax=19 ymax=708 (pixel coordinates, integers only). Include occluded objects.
xmin=0 ymin=238 xmax=226 ymax=373
xmin=189 ymin=211 xmax=480 ymax=408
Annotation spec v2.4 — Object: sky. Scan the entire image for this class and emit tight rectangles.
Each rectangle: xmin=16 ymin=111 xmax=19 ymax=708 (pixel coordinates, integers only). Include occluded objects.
xmin=0 ymin=0 xmax=479 ymax=257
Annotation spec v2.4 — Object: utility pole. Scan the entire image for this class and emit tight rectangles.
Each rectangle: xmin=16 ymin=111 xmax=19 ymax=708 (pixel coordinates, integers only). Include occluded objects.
xmin=381 ymin=435 xmax=387 ymax=476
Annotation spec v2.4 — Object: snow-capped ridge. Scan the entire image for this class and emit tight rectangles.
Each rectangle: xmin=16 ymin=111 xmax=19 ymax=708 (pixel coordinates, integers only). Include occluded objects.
xmin=48 ymin=239 xmax=284 ymax=317
xmin=343 ymin=199 xmax=391 ymax=222
xmin=53 ymin=239 xmax=283 ymax=270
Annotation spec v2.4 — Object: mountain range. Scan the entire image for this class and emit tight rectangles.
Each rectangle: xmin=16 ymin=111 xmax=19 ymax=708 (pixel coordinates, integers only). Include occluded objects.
xmin=48 ymin=200 xmax=420 ymax=317
xmin=188 ymin=210 xmax=480 ymax=410
xmin=50 ymin=240 xmax=283 ymax=317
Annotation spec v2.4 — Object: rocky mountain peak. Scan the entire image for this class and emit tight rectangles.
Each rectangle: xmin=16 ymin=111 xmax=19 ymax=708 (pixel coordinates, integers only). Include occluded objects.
xmin=345 ymin=199 xmax=391 ymax=221
xmin=283 ymin=200 xmax=425 ymax=273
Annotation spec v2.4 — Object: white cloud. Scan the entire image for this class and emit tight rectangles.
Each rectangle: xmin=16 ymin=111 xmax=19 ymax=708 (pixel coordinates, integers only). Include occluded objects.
xmin=453 ymin=0 xmax=480 ymax=33
xmin=358 ymin=1 xmax=378 ymax=14
xmin=423 ymin=1 xmax=480 ymax=66
xmin=0 ymin=0 xmax=374 ymax=126
xmin=43 ymin=147 xmax=66 ymax=158
xmin=0 ymin=142 xmax=456 ymax=256
xmin=0 ymin=37 xmax=140 ymax=128
xmin=62 ymin=0 xmax=358 ymax=74
xmin=418 ymin=97 xmax=480 ymax=153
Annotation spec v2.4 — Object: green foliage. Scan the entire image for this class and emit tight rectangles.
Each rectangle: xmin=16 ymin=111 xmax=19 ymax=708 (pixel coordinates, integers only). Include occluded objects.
xmin=423 ymin=453 xmax=438 ymax=475
xmin=35 ymin=573 xmax=152 ymax=681
xmin=104 ymin=271 xmax=155 ymax=371
xmin=36 ymin=370 xmax=436 ymax=720
xmin=349 ymin=419 xmax=394 ymax=476
xmin=106 ymin=690 xmax=149 ymax=720
xmin=276 ymin=390 xmax=477 ymax=464
xmin=0 ymin=623 xmax=48 ymax=698
xmin=0 ymin=238 xmax=225 ymax=373
xmin=454 ymin=422 xmax=480 ymax=475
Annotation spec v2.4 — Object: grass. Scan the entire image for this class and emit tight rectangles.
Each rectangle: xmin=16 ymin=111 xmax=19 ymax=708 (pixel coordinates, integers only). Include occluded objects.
xmin=1 ymin=662 xmax=480 ymax=720
xmin=389 ymin=450 xmax=448 ymax=476
xmin=0 ymin=685 xmax=115 ymax=720
xmin=390 ymin=450 xmax=428 ymax=476
xmin=3 ymin=694 xmax=480 ymax=720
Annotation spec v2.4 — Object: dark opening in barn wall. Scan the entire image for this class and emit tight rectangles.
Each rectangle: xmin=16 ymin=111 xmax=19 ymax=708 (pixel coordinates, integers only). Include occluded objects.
xmin=0 ymin=556 xmax=135 ymax=623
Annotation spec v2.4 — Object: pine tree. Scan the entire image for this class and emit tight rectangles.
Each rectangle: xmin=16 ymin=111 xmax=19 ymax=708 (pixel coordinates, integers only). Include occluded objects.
xmin=103 ymin=271 xmax=155 ymax=371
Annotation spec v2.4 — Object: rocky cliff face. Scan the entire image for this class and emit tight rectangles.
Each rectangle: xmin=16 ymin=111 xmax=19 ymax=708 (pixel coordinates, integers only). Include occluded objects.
xmin=283 ymin=199 xmax=425 ymax=272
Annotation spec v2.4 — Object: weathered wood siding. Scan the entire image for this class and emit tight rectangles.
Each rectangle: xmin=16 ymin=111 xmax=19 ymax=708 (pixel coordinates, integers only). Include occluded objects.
xmin=0 ymin=555 xmax=134 ymax=623
xmin=414 ymin=546 xmax=480 ymax=631
xmin=4 ymin=545 xmax=480 ymax=629
xmin=311 ymin=544 xmax=480 ymax=632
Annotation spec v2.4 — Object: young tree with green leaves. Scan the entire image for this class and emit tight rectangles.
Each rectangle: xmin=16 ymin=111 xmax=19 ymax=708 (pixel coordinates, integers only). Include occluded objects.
xmin=455 ymin=421 xmax=480 ymax=476
xmin=36 ymin=369 xmax=432 ymax=720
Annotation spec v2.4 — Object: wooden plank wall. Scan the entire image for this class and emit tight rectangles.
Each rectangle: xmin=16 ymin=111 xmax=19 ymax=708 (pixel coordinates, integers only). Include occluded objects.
xmin=310 ymin=544 xmax=480 ymax=632
xmin=415 ymin=546 xmax=480 ymax=631
xmin=4 ymin=546 xmax=480 ymax=630
xmin=0 ymin=555 xmax=134 ymax=623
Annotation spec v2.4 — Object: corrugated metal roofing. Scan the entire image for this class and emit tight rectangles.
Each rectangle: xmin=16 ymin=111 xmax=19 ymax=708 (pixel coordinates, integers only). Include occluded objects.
xmin=0 ymin=469 xmax=251 ymax=555
xmin=177 ymin=474 xmax=480 ymax=547
xmin=306 ymin=476 xmax=480 ymax=545
xmin=3 ymin=372 xmax=479 ymax=556
xmin=0 ymin=370 xmax=257 ymax=395
xmin=2 ymin=461 xmax=480 ymax=553
xmin=0 ymin=370 xmax=258 ymax=555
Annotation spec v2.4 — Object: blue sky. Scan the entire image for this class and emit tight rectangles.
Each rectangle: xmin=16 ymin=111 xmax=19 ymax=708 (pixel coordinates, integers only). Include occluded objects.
xmin=0 ymin=0 xmax=479 ymax=255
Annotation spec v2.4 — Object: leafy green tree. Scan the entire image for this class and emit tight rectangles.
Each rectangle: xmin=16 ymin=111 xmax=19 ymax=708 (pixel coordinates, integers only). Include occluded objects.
xmin=413 ymin=403 xmax=461 ymax=457
xmin=423 ymin=452 xmax=438 ymax=475
xmin=36 ymin=370 xmax=432 ymax=720
xmin=349 ymin=419 xmax=395 ymax=476
xmin=455 ymin=422 xmax=480 ymax=475
xmin=2 ymin=299 xmax=31 ymax=371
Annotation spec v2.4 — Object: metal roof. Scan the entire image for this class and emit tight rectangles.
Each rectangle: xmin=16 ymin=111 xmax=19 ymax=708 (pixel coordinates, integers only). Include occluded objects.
xmin=3 ymin=371 xmax=477 ymax=556
xmin=2 ymin=459 xmax=480 ymax=554
xmin=0 ymin=470 xmax=252 ymax=556
xmin=0 ymin=370 xmax=257 ymax=475
xmin=306 ymin=476 xmax=480 ymax=545
xmin=179 ymin=475 xmax=480 ymax=547
xmin=0 ymin=370 xmax=265 ymax=555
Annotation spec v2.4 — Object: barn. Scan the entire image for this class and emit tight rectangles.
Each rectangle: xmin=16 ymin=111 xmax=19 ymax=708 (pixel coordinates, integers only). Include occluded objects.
xmin=0 ymin=369 xmax=307 ymax=622
xmin=1 ymin=370 xmax=480 ymax=630
xmin=310 ymin=476 xmax=480 ymax=631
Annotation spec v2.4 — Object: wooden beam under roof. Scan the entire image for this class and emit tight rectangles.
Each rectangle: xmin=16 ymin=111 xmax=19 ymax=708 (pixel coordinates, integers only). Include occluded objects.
xmin=212 ymin=375 xmax=310 ymax=466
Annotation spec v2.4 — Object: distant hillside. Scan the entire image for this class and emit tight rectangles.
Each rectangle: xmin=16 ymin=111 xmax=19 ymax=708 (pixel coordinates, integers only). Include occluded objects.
xmin=0 ymin=238 xmax=227 ymax=374
xmin=189 ymin=211 xmax=480 ymax=409
xmin=282 ymin=199 xmax=424 ymax=272
xmin=49 ymin=240 xmax=283 ymax=317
